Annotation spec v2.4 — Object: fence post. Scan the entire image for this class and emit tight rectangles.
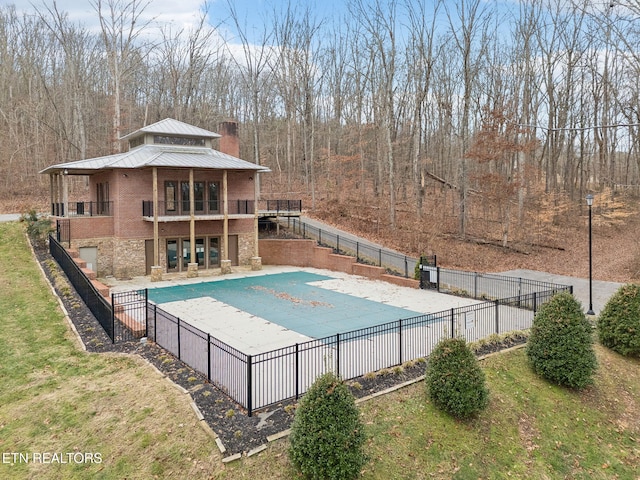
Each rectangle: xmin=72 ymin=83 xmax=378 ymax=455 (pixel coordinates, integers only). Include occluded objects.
xmin=152 ymin=303 xmax=157 ymax=342
xmin=356 ymin=242 xmax=360 ymax=262
xmin=295 ymin=343 xmax=299 ymax=400
xmin=247 ymin=355 xmax=253 ymax=417
xmin=474 ymin=272 xmax=478 ymax=299
xmin=378 ymin=249 xmax=382 ymax=267
xmin=207 ymin=334 xmax=211 ymax=382
xmin=110 ymin=293 xmax=115 ymax=344
xmin=177 ymin=317 xmax=181 ymax=360
xmin=399 ymin=319 xmax=403 ymax=365
xmin=336 ymin=333 xmax=340 ymax=378
xmin=404 ymin=256 xmax=408 ymax=278
xmin=437 ymin=267 xmax=441 ymax=292
xmin=337 ymin=235 xmax=340 ymax=253
xmin=533 ymin=292 xmax=537 ymax=314
xmin=450 ymin=308 xmax=455 ymax=338
xmin=495 ymin=299 xmax=499 ymax=334
xmin=144 ymin=289 xmax=149 ymax=338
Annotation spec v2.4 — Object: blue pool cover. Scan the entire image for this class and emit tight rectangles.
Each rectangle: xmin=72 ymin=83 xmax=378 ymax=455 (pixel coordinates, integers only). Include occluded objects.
xmin=147 ymin=271 xmax=423 ymax=339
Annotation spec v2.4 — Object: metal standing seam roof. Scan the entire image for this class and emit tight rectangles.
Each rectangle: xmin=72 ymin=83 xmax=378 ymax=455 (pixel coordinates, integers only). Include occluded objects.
xmin=40 ymin=118 xmax=269 ymax=175
xmin=39 ymin=145 xmax=271 ymax=175
xmin=119 ymin=118 xmax=222 ymax=140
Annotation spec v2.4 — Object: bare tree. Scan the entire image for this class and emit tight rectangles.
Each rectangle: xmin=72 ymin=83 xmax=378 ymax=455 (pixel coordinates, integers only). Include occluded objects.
xmin=349 ymin=0 xmax=400 ymax=228
xmin=92 ymin=0 xmax=153 ymax=152
xmin=225 ymin=0 xmax=275 ymax=194
xmin=272 ymin=2 xmax=324 ymax=209
xmin=445 ymin=0 xmax=492 ymax=237
xmin=404 ymin=0 xmax=443 ymax=215
xmin=155 ymin=8 xmax=218 ymax=122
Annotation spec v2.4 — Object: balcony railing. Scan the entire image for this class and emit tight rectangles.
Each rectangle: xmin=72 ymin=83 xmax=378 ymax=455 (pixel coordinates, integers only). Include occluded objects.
xmin=142 ymin=200 xmax=255 ymax=217
xmin=259 ymin=199 xmax=302 ymax=213
xmin=51 ymin=201 xmax=113 ymax=217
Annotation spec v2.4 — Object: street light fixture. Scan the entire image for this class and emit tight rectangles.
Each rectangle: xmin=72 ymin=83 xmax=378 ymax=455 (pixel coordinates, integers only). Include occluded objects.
xmin=586 ymin=194 xmax=595 ymax=315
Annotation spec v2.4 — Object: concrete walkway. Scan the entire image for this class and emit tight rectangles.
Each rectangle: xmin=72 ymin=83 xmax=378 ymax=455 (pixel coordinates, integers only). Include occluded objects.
xmin=0 ymin=214 xmax=21 ymax=222
xmin=499 ymin=269 xmax=624 ymax=316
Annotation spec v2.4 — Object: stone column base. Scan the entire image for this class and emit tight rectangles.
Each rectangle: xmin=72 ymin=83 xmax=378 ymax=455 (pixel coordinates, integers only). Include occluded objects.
xmin=220 ymin=259 xmax=232 ymax=274
xmin=187 ymin=262 xmax=199 ymax=278
xmin=150 ymin=266 xmax=163 ymax=282
xmin=251 ymin=256 xmax=262 ymax=271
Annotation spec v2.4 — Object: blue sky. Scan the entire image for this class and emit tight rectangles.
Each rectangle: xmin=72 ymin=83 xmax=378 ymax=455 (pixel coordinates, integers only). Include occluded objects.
xmin=9 ymin=0 xmax=521 ymax=47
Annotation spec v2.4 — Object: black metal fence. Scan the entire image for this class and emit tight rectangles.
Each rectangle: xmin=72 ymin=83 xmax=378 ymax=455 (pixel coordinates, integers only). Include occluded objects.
xmin=286 ymin=218 xmax=433 ymax=278
xmin=49 ymin=231 xmax=572 ymax=417
xmin=260 ymin=199 xmax=302 ymax=213
xmin=419 ymin=261 xmax=571 ymax=304
xmin=49 ymin=234 xmax=147 ymax=343
xmin=51 ymin=201 xmax=112 ymax=217
xmin=56 ymin=219 xmax=70 ymax=246
xmin=144 ymin=276 xmax=571 ymax=416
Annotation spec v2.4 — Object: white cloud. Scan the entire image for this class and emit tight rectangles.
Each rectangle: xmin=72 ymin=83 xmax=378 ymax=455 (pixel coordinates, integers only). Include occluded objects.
xmin=8 ymin=0 xmax=210 ymax=37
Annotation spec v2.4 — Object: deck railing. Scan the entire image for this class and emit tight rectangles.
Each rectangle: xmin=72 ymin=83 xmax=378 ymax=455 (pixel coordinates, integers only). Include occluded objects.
xmin=51 ymin=201 xmax=113 ymax=217
xmin=142 ymin=199 xmax=255 ymax=216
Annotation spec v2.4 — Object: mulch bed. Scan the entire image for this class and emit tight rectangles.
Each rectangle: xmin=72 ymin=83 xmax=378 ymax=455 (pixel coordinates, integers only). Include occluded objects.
xmin=33 ymin=243 xmax=524 ymax=457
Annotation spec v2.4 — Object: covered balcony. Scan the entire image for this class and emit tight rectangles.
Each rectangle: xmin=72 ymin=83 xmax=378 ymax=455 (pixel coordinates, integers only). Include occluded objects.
xmin=142 ymin=199 xmax=255 ymax=221
xmin=51 ymin=201 xmax=113 ymax=217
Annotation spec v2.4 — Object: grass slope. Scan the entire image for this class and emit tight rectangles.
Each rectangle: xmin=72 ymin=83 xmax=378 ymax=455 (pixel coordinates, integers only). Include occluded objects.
xmin=1 ymin=221 xmax=639 ymax=479
xmin=0 ymin=223 xmax=222 ymax=479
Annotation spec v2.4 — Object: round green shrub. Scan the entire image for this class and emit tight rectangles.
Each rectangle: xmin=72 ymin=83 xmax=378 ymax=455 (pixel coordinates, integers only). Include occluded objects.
xmin=425 ymin=337 xmax=489 ymax=419
xmin=288 ymin=372 xmax=367 ymax=480
xmin=598 ymin=283 xmax=640 ymax=356
xmin=526 ymin=292 xmax=597 ymax=389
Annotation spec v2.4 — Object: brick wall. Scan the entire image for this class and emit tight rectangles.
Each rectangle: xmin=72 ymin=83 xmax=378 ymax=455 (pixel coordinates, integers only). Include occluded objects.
xmin=259 ymin=239 xmax=315 ymax=266
xmin=69 ymin=217 xmax=114 ymax=238
xmin=259 ymin=239 xmax=420 ymax=289
xmin=67 ymin=166 xmax=259 ymax=279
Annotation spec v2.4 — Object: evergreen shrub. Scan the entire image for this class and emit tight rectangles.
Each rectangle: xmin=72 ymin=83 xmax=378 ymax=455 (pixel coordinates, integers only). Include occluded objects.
xmin=425 ymin=337 xmax=489 ymax=419
xmin=288 ymin=372 xmax=367 ymax=480
xmin=598 ymin=283 xmax=640 ymax=356
xmin=20 ymin=209 xmax=53 ymax=247
xmin=526 ymin=292 xmax=597 ymax=389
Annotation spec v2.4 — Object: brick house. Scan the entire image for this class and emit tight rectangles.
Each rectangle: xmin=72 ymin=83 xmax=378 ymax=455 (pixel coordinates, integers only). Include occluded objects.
xmin=41 ymin=118 xmax=270 ymax=281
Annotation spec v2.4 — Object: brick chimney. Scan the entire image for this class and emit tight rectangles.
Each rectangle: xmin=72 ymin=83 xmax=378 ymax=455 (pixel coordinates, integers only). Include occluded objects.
xmin=218 ymin=121 xmax=239 ymax=158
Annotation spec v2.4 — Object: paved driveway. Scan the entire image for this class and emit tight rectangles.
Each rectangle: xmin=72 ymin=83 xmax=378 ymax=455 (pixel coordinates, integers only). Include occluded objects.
xmin=0 ymin=214 xmax=21 ymax=222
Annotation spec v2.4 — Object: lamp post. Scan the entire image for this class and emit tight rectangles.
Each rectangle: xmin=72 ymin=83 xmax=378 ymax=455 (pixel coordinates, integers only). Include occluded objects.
xmin=586 ymin=194 xmax=595 ymax=315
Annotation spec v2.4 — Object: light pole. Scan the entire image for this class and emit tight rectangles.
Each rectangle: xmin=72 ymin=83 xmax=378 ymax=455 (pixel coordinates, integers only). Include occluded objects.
xmin=586 ymin=194 xmax=595 ymax=315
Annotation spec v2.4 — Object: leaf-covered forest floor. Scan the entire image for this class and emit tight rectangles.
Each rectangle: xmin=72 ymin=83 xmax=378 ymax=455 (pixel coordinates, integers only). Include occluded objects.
xmin=300 ymin=192 xmax=640 ymax=284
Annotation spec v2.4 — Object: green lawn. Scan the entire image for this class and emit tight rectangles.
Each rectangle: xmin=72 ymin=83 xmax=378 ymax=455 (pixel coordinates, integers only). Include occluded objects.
xmin=1 ymin=221 xmax=639 ymax=479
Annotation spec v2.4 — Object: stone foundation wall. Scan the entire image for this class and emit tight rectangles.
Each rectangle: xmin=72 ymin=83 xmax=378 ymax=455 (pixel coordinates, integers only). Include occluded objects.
xmin=238 ymin=231 xmax=255 ymax=265
xmin=113 ymin=238 xmax=147 ymax=279
xmin=71 ymin=237 xmax=115 ymax=277
xmin=74 ymin=237 xmax=147 ymax=279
